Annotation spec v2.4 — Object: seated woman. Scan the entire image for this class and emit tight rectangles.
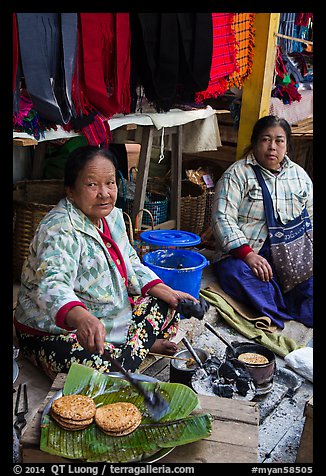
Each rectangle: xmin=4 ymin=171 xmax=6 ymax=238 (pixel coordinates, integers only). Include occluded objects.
xmin=14 ymin=145 xmax=197 ymax=380
xmin=211 ymin=115 xmax=313 ymax=329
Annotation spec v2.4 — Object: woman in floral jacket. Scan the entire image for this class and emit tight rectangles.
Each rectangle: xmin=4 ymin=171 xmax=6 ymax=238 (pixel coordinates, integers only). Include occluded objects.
xmin=14 ymin=145 xmax=196 ymax=379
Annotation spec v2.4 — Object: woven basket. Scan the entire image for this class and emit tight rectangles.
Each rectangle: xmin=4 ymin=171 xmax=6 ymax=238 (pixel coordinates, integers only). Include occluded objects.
xmin=117 ymin=170 xmax=169 ymax=226
xmin=203 ymin=189 xmax=215 ymax=229
xmin=13 ymin=179 xmax=65 ymax=281
xmin=180 ymin=180 xmax=206 ymax=235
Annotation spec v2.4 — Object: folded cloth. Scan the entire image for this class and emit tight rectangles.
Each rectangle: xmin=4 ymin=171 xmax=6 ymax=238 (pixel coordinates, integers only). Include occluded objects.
xmin=204 ymin=281 xmax=278 ymax=332
xmin=200 ymin=283 xmax=304 ymax=358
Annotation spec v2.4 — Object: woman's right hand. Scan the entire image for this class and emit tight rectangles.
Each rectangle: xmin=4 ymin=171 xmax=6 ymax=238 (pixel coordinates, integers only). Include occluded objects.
xmin=243 ymin=251 xmax=273 ymax=282
xmin=65 ymin=306 xmax=106 ymax=355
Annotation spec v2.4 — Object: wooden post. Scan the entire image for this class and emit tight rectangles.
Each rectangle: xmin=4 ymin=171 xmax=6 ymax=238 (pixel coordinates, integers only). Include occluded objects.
xmin=236 ymin=13 xmax=280 ymax=159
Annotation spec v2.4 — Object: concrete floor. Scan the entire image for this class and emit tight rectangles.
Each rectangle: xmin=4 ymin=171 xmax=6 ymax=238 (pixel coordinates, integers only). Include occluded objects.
xmin=13 ymin=250 xmax=313 ymax=464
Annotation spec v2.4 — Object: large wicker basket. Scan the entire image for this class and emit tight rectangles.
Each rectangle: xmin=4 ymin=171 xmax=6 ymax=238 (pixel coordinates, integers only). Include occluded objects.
xmin=13 ymin=179 xmax=65 ymax=281
xmin=180 ymin=180 xmax=206 ymax=235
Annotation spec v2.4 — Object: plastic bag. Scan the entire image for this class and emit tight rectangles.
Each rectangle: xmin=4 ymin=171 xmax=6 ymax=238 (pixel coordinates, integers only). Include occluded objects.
xmin=284 ymin=347 xmax=313 ymax=383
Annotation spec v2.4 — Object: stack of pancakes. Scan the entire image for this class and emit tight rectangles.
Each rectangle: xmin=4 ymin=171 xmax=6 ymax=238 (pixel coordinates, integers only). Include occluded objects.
xmin=95 ymin=402 xmax=142 ymax=436
xmin=50 ymin=394 xmax=96 ymax=431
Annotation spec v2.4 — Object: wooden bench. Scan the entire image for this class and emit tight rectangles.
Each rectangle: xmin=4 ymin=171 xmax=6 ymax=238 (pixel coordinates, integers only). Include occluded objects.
xmin=21 ymin=372 xmax=259 ymax=463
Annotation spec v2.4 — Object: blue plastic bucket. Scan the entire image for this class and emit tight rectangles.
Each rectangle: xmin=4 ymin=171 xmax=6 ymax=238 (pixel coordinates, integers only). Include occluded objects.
xmin=142 ymin=249 xmax=208 ymax=299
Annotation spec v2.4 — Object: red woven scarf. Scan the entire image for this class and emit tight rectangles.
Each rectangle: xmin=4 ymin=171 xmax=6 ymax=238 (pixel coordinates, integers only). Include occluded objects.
xmin=72 ymin=13 xmax=131 ymax=118
xmin=196 ymin=13 xmax=237 ymax=101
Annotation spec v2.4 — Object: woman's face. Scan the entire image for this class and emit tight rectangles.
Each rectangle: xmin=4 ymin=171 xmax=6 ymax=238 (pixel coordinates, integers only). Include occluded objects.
xmin=252 ymin=125 xmax=288 ymax=171
xmin=67 ymin=155 xmax=117 ymax=226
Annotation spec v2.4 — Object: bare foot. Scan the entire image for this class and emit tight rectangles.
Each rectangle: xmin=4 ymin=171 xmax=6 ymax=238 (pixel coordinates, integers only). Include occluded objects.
xmin=150 ymin=339 xmax=178 ymax=356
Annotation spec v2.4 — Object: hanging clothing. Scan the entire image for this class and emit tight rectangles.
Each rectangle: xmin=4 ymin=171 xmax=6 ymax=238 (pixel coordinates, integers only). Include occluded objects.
xmin=130 ymin=13 xmax=213 ymax=112
xmin=15 ymin=13 xmax=78 ymax=124
xmin=73 ymin=13 xmax=131 ymax=118
xmin=195 ymin=13 xmax=237 ymax=102
xmin=228 ymin=13 xmax=256 ymax=89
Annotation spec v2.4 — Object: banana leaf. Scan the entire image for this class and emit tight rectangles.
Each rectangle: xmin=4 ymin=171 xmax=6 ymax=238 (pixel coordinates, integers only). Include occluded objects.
xmin=40 ymin=363 xmax=212 ymax=462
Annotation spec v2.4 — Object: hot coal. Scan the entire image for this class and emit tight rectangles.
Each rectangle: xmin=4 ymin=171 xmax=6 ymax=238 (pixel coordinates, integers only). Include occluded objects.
xmin=212 ymin=382 xmax=234 ymax=398
xmin=219 ymin=361 xmax=238 ymax=381
xmin=235 ymin=376 xmax=250 ymax=396
xmin=192 ymin=355 xmax=255 ymax=399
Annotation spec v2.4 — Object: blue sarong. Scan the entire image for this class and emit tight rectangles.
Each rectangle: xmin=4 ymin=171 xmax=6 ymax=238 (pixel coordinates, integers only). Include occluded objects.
xmin=214 ymin=239 xmax=313 ymax=329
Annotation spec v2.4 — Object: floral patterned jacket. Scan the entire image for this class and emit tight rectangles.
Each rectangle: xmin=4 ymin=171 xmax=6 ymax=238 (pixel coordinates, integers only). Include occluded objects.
xmin=14 ymin=198 xmax=160 ymax=345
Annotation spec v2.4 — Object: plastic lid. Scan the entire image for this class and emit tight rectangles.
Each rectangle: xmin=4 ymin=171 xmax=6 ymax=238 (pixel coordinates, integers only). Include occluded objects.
xmin=139 ymin=230 xmax=201 ymax=247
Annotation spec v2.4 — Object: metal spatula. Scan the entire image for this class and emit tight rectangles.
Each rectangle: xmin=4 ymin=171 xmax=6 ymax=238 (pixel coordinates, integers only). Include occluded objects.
xmin=102 ymin=350 xmax=170 ymax=421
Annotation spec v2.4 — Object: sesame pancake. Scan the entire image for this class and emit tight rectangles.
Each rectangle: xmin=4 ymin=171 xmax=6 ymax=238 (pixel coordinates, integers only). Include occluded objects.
xmin=95 ymin=402 xmax=142 ymax=435
xmin=100 ymin=420 xmax=141 ymax=437
xmin=238 ymin=352 xmax=269 ymax=365
xmin=50 ymin=409 xmax=93 ymax=430
xmin=51 ymin=394 xmax=96 ymax=421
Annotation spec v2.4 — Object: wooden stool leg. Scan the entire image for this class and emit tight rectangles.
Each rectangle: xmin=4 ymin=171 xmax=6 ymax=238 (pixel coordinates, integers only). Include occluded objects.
xmin=132 ymin=126 xmax=154 ymax=225
xmin=170 ymin=126 xmax=182 ymax=229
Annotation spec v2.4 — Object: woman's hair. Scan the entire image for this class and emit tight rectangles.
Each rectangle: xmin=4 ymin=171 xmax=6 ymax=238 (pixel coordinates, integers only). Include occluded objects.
xmin=64 ymin=145 xmax=118 ymax=188
xmin=242 ymin=115 xmax=293 ymax=157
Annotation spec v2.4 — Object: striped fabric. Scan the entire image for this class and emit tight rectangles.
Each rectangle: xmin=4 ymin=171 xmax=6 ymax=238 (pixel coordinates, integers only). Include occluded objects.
xmin=228 ymin=13 xmax=256 ymax=89
xmin=80 ymin=112 xmax=112 ymax=148
xmin=195 ymin=13 xmax=237 ymax=101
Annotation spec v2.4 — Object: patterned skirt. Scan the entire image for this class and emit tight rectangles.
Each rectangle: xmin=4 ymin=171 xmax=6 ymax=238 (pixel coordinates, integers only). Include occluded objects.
xmin=16 ymin=296 xmax=180 ymax=380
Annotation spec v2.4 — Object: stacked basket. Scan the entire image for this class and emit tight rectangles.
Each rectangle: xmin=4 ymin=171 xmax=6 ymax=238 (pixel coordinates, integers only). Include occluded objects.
xmin=13 ymin=179 xmax=65 ymax=281
xmin=180 ymin=180 xmax=206 ymax=236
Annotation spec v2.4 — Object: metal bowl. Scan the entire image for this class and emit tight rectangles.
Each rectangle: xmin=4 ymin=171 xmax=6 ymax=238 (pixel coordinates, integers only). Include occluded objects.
xmin=169 ymin=348 xmax=209 ymax=386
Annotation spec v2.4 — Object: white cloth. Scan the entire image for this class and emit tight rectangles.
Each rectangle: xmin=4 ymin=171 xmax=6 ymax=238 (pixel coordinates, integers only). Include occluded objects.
xmin=14 ymin=106 xmax=221 ymax=153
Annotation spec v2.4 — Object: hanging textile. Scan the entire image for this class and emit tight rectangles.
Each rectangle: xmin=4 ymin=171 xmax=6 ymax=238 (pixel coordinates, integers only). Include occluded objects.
xmin=73 ymin=13 xmax=131 ymax=118
xmin=130 ymin=13 xmax=213 ymax=112
xmin=271 ymin=46 xmax=302 ymax=105
xmin=15 ymin=13 xmax=78 ymax=125
xmin=195 ymin=13 xmax=237 ymax=102
xmin=278 ymin=13 xmax=297 ymax=53
xmin=228 ymin=13 xmax=256 ymax=89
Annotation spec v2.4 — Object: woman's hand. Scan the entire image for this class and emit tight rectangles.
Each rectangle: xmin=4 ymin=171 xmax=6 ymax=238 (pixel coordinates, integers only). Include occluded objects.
xmin=243 ymin=251 xmax=273 ymax=282
xmin=148 ymin=282 xmax=198 ymax=309
xmin=65 ymin=306 xmax=106 ymax=354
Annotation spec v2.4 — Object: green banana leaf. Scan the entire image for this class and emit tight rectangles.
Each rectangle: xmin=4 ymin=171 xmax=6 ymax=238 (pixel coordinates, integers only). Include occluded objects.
xmin=40 ymin=363 xmax=212 ymax=462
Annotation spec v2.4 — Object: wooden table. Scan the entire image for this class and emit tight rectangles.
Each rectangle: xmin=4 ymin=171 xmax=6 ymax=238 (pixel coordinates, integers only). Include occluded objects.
xmin=21 ymin=372 xmax=259 ymax=464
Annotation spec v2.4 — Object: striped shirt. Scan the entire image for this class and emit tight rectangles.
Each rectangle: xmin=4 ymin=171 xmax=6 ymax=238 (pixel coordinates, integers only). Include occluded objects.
xmin=212 ymin=153 xmax=313 ymax=262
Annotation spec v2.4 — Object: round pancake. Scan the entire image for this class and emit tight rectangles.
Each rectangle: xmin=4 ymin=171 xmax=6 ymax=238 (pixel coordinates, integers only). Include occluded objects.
xmin=95 ymin=402 xmax=142 ymax=433
xmin=50 ymin=411 xmax=93 ymax=430
xmin=238 ymin=352 xmax=269 ymax=365
xmin=51 ymin=394 xmax=96 ymax=421
xmin=100 ymin=419 xmax=141 ymax=437
xmin=50 ymin=408 xmax=94 ymax=429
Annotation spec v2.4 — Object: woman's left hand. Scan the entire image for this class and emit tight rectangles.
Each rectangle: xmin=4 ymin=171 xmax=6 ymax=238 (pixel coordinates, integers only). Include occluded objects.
xmin=148 ymin=282 xmax=198 ymax=309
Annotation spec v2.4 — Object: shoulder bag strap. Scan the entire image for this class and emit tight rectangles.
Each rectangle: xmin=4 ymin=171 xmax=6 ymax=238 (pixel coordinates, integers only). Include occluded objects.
xmin=252 ymin=165 xmax=279 ymax=228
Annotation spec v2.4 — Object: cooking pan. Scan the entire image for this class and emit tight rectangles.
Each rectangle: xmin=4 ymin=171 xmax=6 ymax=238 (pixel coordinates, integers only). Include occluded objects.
xmin=204 ymin=323 xmax=276 ymax=386
xmin=225 ymin=341 xmax=276 ymax=386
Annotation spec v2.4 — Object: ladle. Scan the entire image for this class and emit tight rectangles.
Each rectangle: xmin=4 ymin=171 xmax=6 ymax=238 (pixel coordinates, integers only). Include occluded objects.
xmin=204 ymin=322 xmax=236 ymax=356
xmin=181 ymin=337 xmax=209 ymax=377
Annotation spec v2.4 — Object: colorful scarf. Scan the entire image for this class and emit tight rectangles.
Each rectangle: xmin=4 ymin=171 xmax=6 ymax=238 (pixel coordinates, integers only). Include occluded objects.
xmin=72 ymin=13 xmax=131 ymax=118
xmin=195 ymin=13 xmax=237 ymax=102
xmin=228 ymin=13 xmax=256 ymax=89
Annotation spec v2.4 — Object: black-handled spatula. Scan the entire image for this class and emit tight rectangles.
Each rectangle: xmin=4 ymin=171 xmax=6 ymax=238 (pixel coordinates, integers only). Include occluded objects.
xmin=102 ymin=350 xmax=170 ymax=421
